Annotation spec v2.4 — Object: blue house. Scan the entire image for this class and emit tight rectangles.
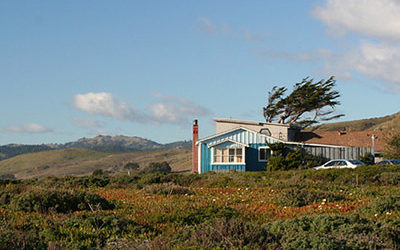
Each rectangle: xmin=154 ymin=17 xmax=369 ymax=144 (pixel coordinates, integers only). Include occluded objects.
xmin=194 ymin=118 xmax=373 ymax=174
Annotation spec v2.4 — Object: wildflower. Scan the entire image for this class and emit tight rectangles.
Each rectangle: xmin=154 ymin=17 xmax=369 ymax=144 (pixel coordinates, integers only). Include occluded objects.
xmin=386 ymin=211 xmax=392 ymax=215
xmin=245 ymin=188 xmax=249 ymax=190
xmin=212 ymin=199 xmax=216 ymax=202
xmin=375 ymin=213 xmax=378 ymax=217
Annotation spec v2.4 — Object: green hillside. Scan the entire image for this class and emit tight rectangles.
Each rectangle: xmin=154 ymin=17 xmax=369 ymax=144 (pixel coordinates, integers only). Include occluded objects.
xmin=310 ymin=112 xmax=400 ymax=132
xmin=0 ymin=147 xmax=191 ymax=179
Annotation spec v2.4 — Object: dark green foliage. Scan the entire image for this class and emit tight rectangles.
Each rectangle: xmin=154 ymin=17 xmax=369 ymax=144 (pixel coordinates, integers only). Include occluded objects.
xmin=92 ymin=169 xmax=105 ymax=176
xmin=179 ymin=218 xmax=278 ymax=249
xmin=266 ymin=143 xmax=324 ymax=171
xmin=142 ymin=182 xmax=193 ymax=195
xmin=124 ymin=162 xmax=140 ymax=170
xmin=0 ymin=174 xmax=15 ymax=180
xmin=0 ymin=144 xmax=53 ymax=161
xmin=277 ymin=188 xmax=345 ymax=207
xmin=264 ymin=76 xmax=344 ymax=128
xmin=360 ymin=152 xmax=374 ymax=165
xmin=268 ymin=215 xmax=399 ymax=249
xmin=9 ymin=189 xmax=114 ymax=213
xmin=365 ymin=195 xmax=400 ymax=214
xmin=140 ymin=161 xmax=171 ymax=174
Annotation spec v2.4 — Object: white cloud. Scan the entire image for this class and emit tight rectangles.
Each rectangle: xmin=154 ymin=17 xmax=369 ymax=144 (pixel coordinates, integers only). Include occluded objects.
xmin=313 ymin=0 xmax=400 ymax=40
xmin=72 ymin=92 xmax=212 ymax=126
xmin=73 ymin=92 xmax=145 ymax=121
xmin=311 ymin=0 xmax=400 ymax=91
xmin=6 ymin=123 xmax=53 ymax=133
xmin=149 ymin=93 xmax=212 ymax=125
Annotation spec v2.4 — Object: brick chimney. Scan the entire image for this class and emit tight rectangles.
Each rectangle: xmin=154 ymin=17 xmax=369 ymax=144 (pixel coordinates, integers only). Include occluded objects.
xmin=192 ymin=119 xmax=199 ymax=173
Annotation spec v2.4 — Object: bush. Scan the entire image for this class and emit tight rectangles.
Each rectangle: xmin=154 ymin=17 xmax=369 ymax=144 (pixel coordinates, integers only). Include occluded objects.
xmin=140 ymin=162 xmax=171 ymax=174
xmin=267 ymin=148 xmax=324 ymax=171
xmin=141 ymin=182 xmax=193 ymax=195
xmin=268 ymin=215 xmax=397 ymax=249
xmin=276 ymin=188 xmax=346 ymax=207
xmin=9 ymin=189 xmax=115 ymax=213
xmin=92 ymin=169 xmax=105 ymax=176
xmin=178 ymin=218 xmax=278 ymax=249
xmin=360 ymin=152 xmax=374 ymax=165
xmin=365 ymin=195 xmax=400 ymax=214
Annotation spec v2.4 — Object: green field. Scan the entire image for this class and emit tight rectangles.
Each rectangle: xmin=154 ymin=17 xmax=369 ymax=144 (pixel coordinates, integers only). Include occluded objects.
xmin=1 ymin=165 xmax=400 ymax=249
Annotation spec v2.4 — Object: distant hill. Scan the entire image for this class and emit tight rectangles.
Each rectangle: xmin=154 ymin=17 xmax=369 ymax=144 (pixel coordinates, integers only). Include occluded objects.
xmin=310 ymin=112 xmax=400 ymax=132
xmin=0 ymin=147 xmax=191 ymax=179
xmin=0 ymin=135 xmax=191 ymax=161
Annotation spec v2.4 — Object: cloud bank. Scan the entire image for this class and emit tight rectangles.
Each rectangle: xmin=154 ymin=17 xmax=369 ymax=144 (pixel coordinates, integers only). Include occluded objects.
xmin=312 ymin=0 xmax=400 ymax=91
xmin=72 ymin=92 xmax=212 ymax=126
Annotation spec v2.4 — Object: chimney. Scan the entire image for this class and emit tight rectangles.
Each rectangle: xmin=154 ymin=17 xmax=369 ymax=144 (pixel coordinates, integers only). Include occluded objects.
xmin=192 ymin=119 xmax=199 ymax=173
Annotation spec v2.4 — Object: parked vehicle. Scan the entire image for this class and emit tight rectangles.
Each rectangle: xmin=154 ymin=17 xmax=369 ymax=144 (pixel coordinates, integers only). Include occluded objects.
xmin=314 ymin=159 xmax=365 ymax=170
xmin=377 ymin=159 xmax=400 ymax=165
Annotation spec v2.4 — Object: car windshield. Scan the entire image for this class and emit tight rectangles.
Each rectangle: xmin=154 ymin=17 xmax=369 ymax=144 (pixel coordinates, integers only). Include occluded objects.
xmin=348 ymin=160 xmax=364 ymax=165
xmin=390 ymin=159 xmax=400 ymax=165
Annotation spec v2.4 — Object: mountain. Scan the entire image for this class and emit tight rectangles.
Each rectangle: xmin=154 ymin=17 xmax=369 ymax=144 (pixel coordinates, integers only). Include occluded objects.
xmin=0 ymin=147 xmax=191 ymax=179
xmin=310 ymin=112 xmax=400 ymax=132
xmin=0 ymin=135 xmax=191 ymax=161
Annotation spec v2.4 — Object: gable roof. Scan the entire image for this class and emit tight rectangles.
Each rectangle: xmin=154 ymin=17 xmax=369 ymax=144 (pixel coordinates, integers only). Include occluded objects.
xmin=197 ymin=126 xmax=286 ymax=144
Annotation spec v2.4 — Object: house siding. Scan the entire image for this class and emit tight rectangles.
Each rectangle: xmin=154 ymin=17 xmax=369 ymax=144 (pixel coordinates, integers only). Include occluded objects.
xmin=246 ymin=144 xmax=267 ymax=171
xmin=199 ymin=129 xmax=279 ymax=173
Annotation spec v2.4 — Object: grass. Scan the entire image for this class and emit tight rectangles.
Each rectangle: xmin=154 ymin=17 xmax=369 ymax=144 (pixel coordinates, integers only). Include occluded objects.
xmin=0 ymin=147 xmax=191 ymax=179
xmin=1 ymin=165 xmax=400 ymax=248
xmin=310 ymin=111 xmax=400 ymax=131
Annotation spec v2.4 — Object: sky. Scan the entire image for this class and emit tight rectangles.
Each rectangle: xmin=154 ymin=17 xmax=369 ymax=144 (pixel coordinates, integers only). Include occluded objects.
xmin=1 ymin=0 xmax=400 ymax=145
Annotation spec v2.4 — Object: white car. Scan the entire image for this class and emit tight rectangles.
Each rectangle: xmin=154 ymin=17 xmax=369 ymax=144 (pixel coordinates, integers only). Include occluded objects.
xmin=314 ymin=159 xmax=365 ymax=170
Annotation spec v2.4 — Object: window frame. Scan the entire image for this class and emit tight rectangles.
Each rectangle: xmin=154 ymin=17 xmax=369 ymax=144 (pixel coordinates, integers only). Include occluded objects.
xmin=258 ymin=146 xmax=272 ymax=162
xmin=211 ymin=147 xmax=245 ymax=165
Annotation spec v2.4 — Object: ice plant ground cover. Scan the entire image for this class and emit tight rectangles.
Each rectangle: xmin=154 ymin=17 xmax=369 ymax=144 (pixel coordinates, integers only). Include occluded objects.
xmin=1 ymin=165 xmax=400 ymax=249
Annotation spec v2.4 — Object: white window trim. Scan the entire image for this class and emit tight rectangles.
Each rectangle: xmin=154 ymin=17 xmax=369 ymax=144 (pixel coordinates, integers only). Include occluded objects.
xmin=211 ymin=146 xmax=246 ymax=165
xmin=258 ymin=146 xmax=272 ymax=162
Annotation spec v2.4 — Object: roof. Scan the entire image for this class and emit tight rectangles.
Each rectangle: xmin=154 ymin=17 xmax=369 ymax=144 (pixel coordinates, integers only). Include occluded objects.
xmin=197 ymin=126 xmax=286 ymax=144
xmin=213 ymin=118 xmax=300 ymax=129
xmin=295 ymin=130 xmax=389 ymax=152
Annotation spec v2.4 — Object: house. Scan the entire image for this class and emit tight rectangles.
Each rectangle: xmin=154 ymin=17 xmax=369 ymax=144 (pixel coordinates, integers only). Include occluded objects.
xmin=192 ymin=118 xmax=373 ymax=174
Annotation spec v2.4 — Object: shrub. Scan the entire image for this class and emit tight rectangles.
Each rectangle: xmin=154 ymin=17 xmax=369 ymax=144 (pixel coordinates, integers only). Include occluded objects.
xmin=0 ymin=174 xmax=15 ymax=180
xmin=267 ymin=148 xmax=324 ymax=171
xmin=268 ymin=215 xmax=397 ymax=249
xmin=92 ymin=169 xmax=105 ymax=176
xmin=365 ymin=195 xmax=400 ymax=214
xmin=178 ymin=218 xmax=278 ymax=249
xmin=140 ymin=162 xmax=171 ymax=174
xmin=9 ymin=189 xmax=115 ymax=213
xmin=124 ymin=162 xmax=140 ymax=171
xmin=141 ymin=182 xmax=193 ymax=195
xmin=276 ymin=188 xmax=346 ymax=207
xmin=360 ymin=152 xmax=374 ymax=165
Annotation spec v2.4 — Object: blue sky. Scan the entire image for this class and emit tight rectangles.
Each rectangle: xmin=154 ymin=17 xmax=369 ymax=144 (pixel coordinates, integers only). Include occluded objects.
xmin=1 ymin=0 xmax=400 ymax=145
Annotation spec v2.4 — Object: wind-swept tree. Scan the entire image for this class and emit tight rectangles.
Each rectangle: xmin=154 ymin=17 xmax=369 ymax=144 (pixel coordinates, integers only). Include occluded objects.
xmin=263 ymin=76 xmax=344 ymax=128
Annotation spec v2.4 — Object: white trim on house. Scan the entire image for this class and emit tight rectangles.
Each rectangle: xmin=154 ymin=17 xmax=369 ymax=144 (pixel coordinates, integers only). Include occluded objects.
xmin=208 ymin=139 xmax=249 ymax=148
xmin=198 ymin=142 xmax=202 ymax=173
xmin=258 ymin=146 xmax=272 ymax=162
xmin=211 ymin=146 xmax=245 ymax=165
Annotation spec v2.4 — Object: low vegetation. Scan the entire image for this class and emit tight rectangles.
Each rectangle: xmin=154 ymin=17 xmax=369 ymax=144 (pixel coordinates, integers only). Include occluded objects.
xmin=1 ymin=164 xmax=400 ymax=249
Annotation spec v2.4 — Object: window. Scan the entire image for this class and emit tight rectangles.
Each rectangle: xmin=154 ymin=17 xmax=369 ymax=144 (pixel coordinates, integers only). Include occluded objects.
xmin=260 ymin=128 xmax=271 ymax=136
xmin=259 ymin=147 xmax=271 ymax=161
xmin=213 ymin=148 xmax=244 ymax=163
